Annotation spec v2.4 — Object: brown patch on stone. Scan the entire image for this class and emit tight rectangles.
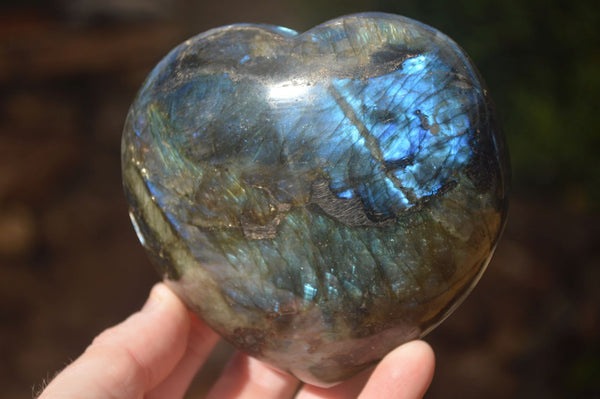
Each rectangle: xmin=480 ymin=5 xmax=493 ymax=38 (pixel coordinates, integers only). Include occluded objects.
xmin=227 ymin=327 xmax=267 ymax=357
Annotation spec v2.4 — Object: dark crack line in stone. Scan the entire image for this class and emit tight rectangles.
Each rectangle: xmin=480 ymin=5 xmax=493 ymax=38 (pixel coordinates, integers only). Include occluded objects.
xmin=327 ymin=84 xmax=418 ymax=204
xmin=402 ymin=72 xmax=455 ymax=114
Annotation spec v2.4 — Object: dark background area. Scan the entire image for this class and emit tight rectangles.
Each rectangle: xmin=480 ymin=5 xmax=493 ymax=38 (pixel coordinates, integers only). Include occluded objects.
xmin=1 ymin=0 xmax=599 ymax=397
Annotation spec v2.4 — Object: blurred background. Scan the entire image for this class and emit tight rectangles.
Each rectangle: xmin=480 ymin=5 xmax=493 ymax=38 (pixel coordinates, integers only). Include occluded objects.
xmin=1 ymin=0 xmax=598 ymax=397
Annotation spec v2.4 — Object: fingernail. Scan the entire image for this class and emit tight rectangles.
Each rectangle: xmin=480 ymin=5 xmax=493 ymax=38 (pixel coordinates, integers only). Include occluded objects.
xmin=141 ymin=284 xmax=164 ymax=312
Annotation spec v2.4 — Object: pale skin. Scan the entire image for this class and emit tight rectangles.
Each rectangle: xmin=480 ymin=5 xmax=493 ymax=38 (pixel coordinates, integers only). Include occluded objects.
xmin=38 ymin=283 xmax=435 ymax=399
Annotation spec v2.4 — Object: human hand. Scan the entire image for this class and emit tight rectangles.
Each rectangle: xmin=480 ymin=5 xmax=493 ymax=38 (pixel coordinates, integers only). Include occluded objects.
xmin=38 ymin=283 xmax=435 ymax=399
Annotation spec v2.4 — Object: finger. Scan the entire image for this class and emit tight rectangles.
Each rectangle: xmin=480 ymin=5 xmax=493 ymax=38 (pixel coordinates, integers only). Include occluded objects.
xmin=39 ymin=283 xmax=191 ymax=399
xmin=295 ymin=367 xmax=372 ymax=399
xmin=358 ymin=340 xmax=435 ymax=399
xmin=206 ymin=352 xmax=300 ymax=399
xmin=146 ymin=312 xmax=220 ymax=399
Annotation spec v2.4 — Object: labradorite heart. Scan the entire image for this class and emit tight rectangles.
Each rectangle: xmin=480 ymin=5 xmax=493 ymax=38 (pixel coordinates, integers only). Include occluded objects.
xmin=122 ymin=12 xmax=508 ymax=386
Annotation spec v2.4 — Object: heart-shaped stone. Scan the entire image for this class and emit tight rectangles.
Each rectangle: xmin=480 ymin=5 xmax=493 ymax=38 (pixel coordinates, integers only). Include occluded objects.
xmin=122 ymin=12 xmax=508 ymax=386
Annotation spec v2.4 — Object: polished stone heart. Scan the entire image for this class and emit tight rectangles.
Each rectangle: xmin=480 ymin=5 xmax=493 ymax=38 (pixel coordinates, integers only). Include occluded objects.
xmin=122 ymin=12 xmax=508 ymax=386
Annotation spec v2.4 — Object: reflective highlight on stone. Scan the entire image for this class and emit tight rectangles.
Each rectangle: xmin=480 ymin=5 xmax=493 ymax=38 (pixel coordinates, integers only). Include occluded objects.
xmin=122 ymin=13 xmax=508 ymax=386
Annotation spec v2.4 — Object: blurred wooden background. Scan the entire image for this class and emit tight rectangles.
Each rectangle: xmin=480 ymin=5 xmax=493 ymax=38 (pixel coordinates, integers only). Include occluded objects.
xmin=1 ymin=0 xmax=598 ymax=397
